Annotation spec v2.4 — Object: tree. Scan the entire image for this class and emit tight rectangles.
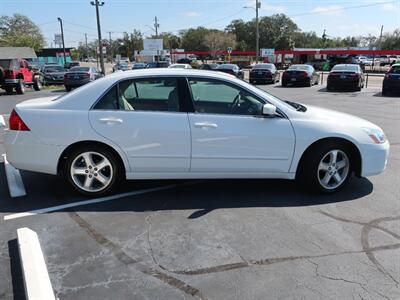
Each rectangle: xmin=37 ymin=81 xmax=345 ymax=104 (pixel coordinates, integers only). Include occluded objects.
xmin=204 ymin=31 xmax=236 ymax=58
xmin=381 ymin=29 xmax=400 ymax=50
xmin=0 ymin=14 xmax=45 ymax=50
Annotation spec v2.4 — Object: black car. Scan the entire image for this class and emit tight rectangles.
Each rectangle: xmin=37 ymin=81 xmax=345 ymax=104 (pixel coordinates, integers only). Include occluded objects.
xmin=249 ymin=63 xmax=279 ymax=84
xmin=216 ymin=64 xmax=244 ymax=79
xmin=327 ymin=64 xmax=364 ymax=91
xmin=64 ymin=61 xmax=80 ymax=69
xmin=199 ymin=63 xmax=218 ymax=70
xmin=382 ymin=64 xmax=400 ymax=95
xmin=42 ymin=65 xmax=66 ymax=85
xmin=282 ymin=64 xmax=319 ymax=87
xmin=64 ymin=66 xmax=102 ymax=91
xmin=146 ymin=61 xmax=170 ymax=68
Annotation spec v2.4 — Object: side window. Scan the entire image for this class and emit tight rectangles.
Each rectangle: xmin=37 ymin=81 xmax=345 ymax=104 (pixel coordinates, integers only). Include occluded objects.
xmin=119 ymin=78 xmax=179 ymax=112
xmin=188 ymin=78 xmax=264 ymax=116
xmin=93 ymin=85 xmax=119 ymax=110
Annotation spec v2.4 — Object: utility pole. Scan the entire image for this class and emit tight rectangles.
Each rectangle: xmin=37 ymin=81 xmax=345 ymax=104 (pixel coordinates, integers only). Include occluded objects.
xmin=108 ymin=31 xmax=113 ymax=61
xmin=379 ymin=25 xmax=384 ymax=49
xmin=57 ymin=17 xmax=67 ymax=66
xmin=154 ymin=16 xmax=160 ymax=61
xmin=255 ymin=0 xmax=260 ymax=63
xmin=84 ymin=33 xmax=88 ymax=59
xmin=91 ymin=0 xmax=105 ymax=74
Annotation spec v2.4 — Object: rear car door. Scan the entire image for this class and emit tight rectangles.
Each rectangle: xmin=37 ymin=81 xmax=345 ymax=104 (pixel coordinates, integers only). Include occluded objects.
xmin=89 ymin=76 xmax=191 ymax=173
xmin=186 ymin=77 xmax=295 ymax=173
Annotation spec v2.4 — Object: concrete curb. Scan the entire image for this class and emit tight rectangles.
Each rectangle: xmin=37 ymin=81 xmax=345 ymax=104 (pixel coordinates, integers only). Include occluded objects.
xmin=17 ymin=227 xmax=55 ymax=300
xmin=2 ymin=154 xmax=26 ymax=198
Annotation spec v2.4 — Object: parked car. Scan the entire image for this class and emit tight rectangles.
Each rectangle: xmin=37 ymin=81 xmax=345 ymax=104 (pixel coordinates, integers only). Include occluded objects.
xmin=327 ymin=64 xmax=364 ymax=91
xmin=168 ymin=63 xmax=192 ymax=69
xmin=379 ymin=55 xmax=390 ymax=66
xmin=352 ymin=56 xmax=373 ymax=66
xmin=249 ymin=63 xmax=279 ymax=84
xmin=132 ymin=63 xmax=147 ymax=70
xmin=64 ymin=61 xmax=80 ymax=69
xmin=389 ymin=55 xmax=398 ymax=65
xmin=42 ymin=65 xmax=66 ymax=85
xmin=146 ymin=61 xmax=170 ymax=68
xmin=0 ymin=58 xmax=42 ymax=94
xmin=4 ymin=69 xmax=389 ymax=196
xmin=113 ymin=63 xmax=130 ymax=72
xmin=282 ymin=64 xmax=319 ymax=87
xmin=216 ymin=64 xmax=244 ymax=79
xmin=177 ymin=58 xmax=192 ymax=64
xmin=199 ymin=63 xmax=218 ymax=70
xmin=382 ymin=64 xmax=400 ymax=95
xmin=64 ymin=66 xmax=102 ymax=91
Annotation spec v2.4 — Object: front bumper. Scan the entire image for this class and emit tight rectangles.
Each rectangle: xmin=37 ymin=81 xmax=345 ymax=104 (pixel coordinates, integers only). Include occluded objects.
xmin=4 ymin=130 xmax=64 ymax=175
xmin=360 ymin=140 xmax=390 ymax=177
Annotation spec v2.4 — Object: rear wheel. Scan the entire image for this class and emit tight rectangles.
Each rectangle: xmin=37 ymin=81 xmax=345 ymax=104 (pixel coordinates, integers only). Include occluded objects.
xmin=33 ymin=77 xmax=42 ymax=91
xmin=64 ymin=146 xmax=122 ymax=196
xmin=4 ymin=86 xmax=13 ymax=94
xmin=16 ymin=79 xmax=25 ymax=94
xmin=382 ymin=89 xmax=388 ymax=96
xmin=65 ymin=86 xmax=72 ymax=92
xmin=297 ymin=143 xmax=352 ymax=193
xmin=282 ymin=81 xmax=287 ymax=87
xmin=327 ymin=84 xmax=332 ymax=91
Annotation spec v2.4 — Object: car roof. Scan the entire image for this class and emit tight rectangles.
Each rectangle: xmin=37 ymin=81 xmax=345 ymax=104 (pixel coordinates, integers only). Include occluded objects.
xmin=104 ymin=68 xmax=237 ymax=79
xmin=391 ymin=64 xmax=400 ymax=67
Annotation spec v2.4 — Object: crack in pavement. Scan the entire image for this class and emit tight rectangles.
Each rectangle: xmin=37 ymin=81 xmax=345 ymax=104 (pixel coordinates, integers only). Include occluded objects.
xmin=68 ymin=212 xmax=207 ymax=300
xmin=319 ymin=211 xmax=400 ymax=286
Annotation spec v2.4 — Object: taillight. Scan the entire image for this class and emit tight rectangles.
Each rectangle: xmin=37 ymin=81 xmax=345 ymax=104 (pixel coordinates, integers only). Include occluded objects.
xmin=349 ymin=73 xmax=359 ymax=77
xmin=82 ymin=73 xmax=90 ymax=78
xmin=9 ymin=110 xmax=30 ymax=131
xmin=300 ymin=71 xmax=308 ymax=77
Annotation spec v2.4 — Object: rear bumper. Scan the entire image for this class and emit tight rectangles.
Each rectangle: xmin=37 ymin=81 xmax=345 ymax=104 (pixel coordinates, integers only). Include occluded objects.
xmin=360 ymin=141 xmax=390 ymax=177
xmin=4 ymin=130 xmax=64 ymax=175
xmin=383 ymin=82 xmax=400 ymax=92
xmin=282 ymin=77 xmax=310 ymax=85
xmin=64 ymin=78 xmax=91 ymax=87
xmin=328 ymin=77 xmax=359 ymax=88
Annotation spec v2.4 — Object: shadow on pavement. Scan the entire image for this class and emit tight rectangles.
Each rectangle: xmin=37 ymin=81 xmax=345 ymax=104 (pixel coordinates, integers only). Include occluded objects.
xmin=7 ymin=239 xmax=26 ymax=300
xmin=0 ymin=162 xmax=374 ymax=217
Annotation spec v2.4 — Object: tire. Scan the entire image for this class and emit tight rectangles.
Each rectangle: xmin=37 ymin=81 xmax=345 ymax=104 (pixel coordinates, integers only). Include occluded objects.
xmin=282 ymin=81 xmax=287 ymax=87
xmin=16 ymin=79 xmax=25 ymax=94
xmin=64 ymin=145 xmax=123 ymax=196
xmin=327 ymin=84 xmax=332 ymax=91
xmin=297 ymin=142 xmax=352 ymax=194
xmin=382 ymin=89 xmax=388 ymax=96
xmin=4 ymin=86 xmax=13 ymax=94
xmin=65 ymin=86 xmax=72 ymax=92
xmin=33 ymin=77 xmax=41 ymax=91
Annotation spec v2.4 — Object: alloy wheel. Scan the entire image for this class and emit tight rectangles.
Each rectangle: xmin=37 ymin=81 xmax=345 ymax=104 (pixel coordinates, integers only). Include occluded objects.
xmin=317 ymin=149 xmax=349 ymax=190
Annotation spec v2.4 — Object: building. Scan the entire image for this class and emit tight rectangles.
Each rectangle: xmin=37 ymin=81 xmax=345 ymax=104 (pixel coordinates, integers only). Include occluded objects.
xmin=34 ymin=47 xmax=74 ymax=66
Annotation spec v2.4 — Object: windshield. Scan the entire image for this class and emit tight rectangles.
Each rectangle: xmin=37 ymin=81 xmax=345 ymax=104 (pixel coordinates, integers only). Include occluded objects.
xmin=390 ymin=66 xmax=400 ymax=73
xmin=44 ymin=66 xmax=64 ymax=73
xmin=70 ymin=67 xmax=90 ymax=72
xmin=331 ymin=65 xmax=359 ymax=72
xmin=288 ymin=65 xmax=310 ymax=71
xmin=0 ymin=59 xmax=11 ymax=69
xmin=218 ymin=64 xmax=238 ymax=70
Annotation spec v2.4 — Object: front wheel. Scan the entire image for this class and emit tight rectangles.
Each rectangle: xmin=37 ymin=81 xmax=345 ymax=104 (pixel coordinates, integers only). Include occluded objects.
xmin=297 ymin=144 xmax=352 ymax=193
xmin=64 ymin=147 xmax=122 ymax=196
xmin=33 ymin=77 xmax=42 ymax=91
xmin=16 ymin=79 xmax=25 ymax=94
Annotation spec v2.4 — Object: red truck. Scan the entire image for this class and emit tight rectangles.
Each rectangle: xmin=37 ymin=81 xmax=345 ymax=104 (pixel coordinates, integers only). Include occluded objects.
xmin=0 ymin=58 xmax=42 ymax=94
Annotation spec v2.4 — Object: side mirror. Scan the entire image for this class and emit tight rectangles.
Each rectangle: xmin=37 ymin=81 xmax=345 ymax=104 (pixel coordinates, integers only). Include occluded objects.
xmin=262 ymin=103 xmax=277 ymax=117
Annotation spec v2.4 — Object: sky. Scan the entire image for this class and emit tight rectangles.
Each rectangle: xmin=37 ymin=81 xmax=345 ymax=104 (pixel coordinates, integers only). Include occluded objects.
xmin=1 ymin=0 xmax=399 ymax=48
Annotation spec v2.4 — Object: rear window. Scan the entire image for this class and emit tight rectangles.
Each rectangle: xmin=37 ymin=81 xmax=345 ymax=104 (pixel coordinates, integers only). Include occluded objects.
xmin=44 ymin=66 xmax=64 ymax=72
xmin=217 ymin=64 xmax=238 ymax=70
xmin=331 ymin=65 xmax=359 ymax=72
xmin=288 ymin=65 xmax=310 ymax=71
xmin=70 ymin=67 xmax=90 ymax=72
xmin=253 ymin=64 xmax=273 ymax=69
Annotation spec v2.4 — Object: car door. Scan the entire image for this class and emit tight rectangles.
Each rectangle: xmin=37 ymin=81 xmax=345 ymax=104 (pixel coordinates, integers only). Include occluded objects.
xmin=89 ymin=76 xmax=191 ymax=173
xmin=20 ymin=60 xmax=33 ymax=82
xmin=186 ymin=77 xmax=295 ymax=173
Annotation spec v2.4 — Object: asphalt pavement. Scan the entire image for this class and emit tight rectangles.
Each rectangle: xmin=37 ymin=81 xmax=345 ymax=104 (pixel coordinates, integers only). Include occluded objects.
xmin=0 ymin=83 xmax=399 ymax=300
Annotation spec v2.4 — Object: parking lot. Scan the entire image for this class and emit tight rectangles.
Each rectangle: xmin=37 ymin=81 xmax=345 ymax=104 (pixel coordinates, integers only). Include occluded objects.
xmin=0 ymin=82 xmax=399 ymax=299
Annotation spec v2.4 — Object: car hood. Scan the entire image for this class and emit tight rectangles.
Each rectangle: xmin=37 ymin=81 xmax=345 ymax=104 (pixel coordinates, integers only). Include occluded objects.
xmin=301 ymin=104 xmax=381 ymax=130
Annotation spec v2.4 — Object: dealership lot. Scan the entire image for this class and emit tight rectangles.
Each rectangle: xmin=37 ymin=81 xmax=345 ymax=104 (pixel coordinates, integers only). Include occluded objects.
xmin=0 ymin=84 xmax=399 ymax=299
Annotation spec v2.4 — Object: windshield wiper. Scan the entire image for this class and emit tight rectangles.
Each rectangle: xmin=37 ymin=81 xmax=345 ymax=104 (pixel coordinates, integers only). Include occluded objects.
xmin=285 ymin=100 xmax=307 ymax=112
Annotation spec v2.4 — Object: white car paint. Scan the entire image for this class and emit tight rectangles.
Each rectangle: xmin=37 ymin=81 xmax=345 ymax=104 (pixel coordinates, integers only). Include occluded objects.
xmin=4 ymin=69 xmax=389 ymax=185
xmin=168 ymin=63 xmax=192 ymax=69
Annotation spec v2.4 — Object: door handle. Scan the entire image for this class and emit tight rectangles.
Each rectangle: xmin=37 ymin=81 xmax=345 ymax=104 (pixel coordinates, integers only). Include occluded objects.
xmin=99 ymin=117 xmax=123 ymax=124
xmin=194 ymin=122 xmax=218 ymax=129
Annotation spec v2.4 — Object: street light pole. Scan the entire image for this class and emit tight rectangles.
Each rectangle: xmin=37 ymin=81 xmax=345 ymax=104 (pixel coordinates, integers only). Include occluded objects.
xmin=255 ymin=0 xmax=260 ymax=64
xmin=91 ymin=0 xmax=105 ymax=74
xmin=57 ymin=17 xmax=67 ymax=66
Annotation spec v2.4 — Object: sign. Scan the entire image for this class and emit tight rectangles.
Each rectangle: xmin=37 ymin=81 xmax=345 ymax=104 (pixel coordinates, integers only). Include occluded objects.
xmin=54 ymin=34 xmax=62 ymax=46
xmin=260 ymin=48 xmax=275 ymax=57
xmin=96 ymin=46 xmax=107 ymax=54
xmin=143 ymin=39 xmax=163 ymax=51
xmin=227 ymin=47 xmax=233 ymax=54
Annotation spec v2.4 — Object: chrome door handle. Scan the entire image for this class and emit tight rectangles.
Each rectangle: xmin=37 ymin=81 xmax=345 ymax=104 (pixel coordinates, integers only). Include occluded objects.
xmin=99 ymin=117 xmax=123 ymax=124
xmin=194 ymin=122 xmax=218 ymax=129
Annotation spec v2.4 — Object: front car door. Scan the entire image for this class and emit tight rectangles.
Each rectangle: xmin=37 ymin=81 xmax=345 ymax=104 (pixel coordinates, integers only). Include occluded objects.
xmin=186 ymin=77 xmax=295 ymax=174
xmin=89 ymin=76 xmax=191 ymax=174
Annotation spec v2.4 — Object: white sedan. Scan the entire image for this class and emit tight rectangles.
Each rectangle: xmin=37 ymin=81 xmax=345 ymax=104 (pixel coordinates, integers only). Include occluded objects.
xmin=168 ymin=63 xmax=192 ymax=69
xmin=5 ymin=69 xmax=389 ymax=196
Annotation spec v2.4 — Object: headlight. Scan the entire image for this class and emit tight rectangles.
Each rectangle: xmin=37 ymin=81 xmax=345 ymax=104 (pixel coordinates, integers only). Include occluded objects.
xmin=362 ymin=127 xmax=386 ymax=144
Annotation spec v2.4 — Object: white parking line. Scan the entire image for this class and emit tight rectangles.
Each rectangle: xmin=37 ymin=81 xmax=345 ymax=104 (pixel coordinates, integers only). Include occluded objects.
xmin=2 ymin=154 xmax=26 ymax=198
xmin=4 ymin=182 xmax=193 ymax=221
